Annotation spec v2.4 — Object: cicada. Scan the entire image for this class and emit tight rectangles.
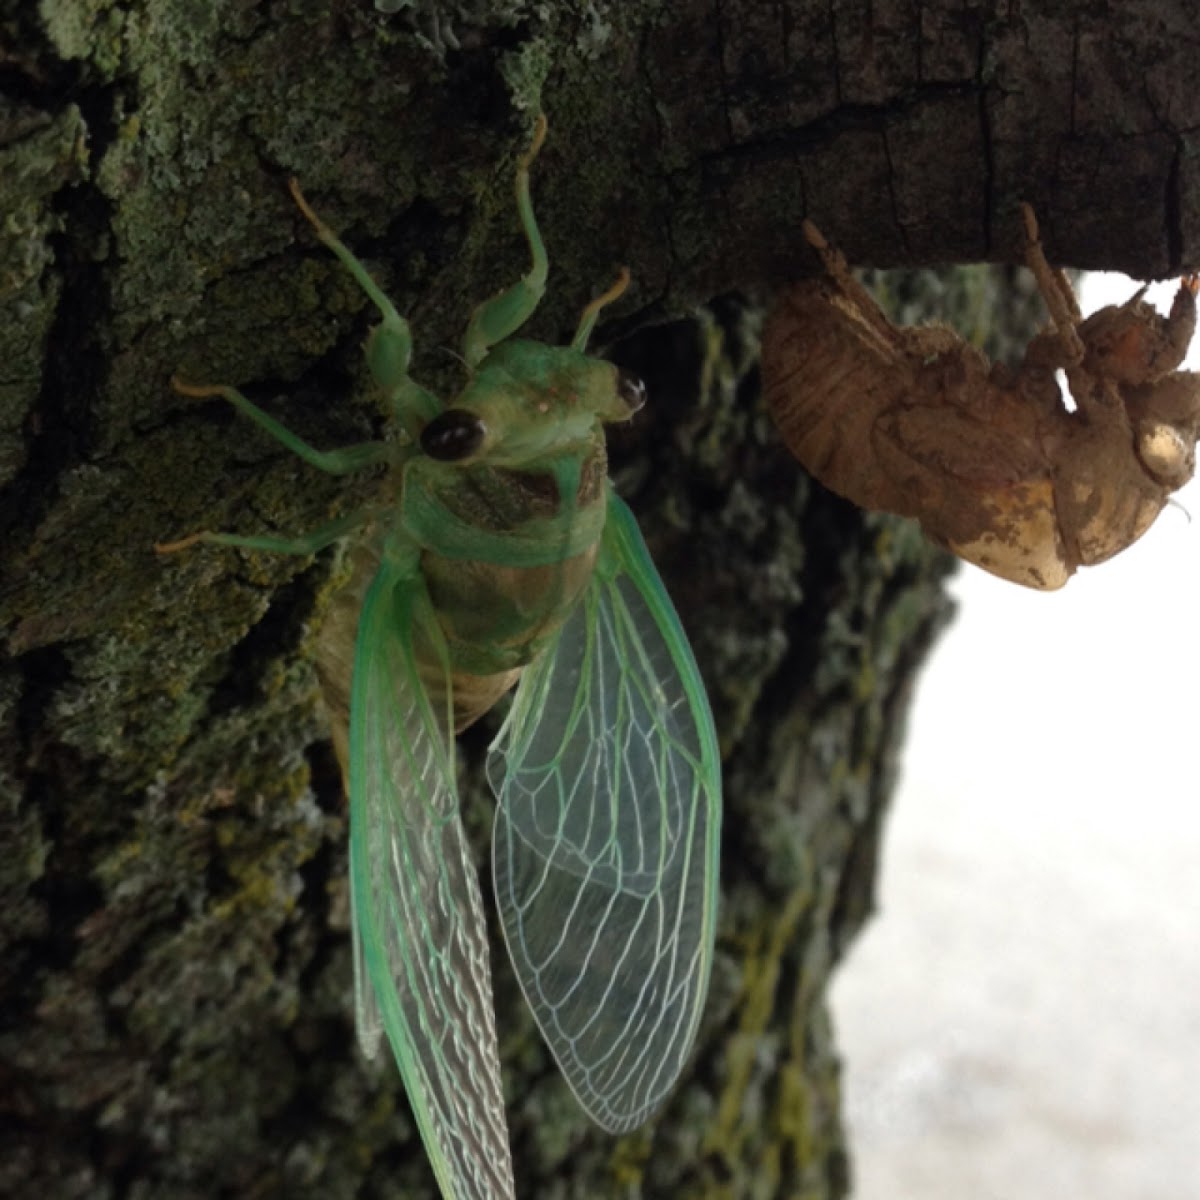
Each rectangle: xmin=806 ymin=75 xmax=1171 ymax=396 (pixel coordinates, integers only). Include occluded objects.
xmin=762 ymin=207 xmax=1200 ymax=589
xmin=160 ymin=116 xmax=721 ymax=1199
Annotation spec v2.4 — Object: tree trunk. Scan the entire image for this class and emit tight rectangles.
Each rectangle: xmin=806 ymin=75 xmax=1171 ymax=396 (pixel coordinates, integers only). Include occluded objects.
xmin=1 ymin=2 xmax=1193 ymax=1197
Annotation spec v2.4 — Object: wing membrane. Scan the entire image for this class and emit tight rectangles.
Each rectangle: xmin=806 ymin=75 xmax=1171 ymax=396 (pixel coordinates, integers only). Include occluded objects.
xmin=488 ymin=490 xmax=721 ymax=1131
xmin=350 ymin=560 xmax=514 ymax=1199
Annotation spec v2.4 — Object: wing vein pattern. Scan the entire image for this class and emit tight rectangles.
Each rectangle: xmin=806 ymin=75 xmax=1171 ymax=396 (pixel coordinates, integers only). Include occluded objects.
xmin=350 ymin=560 xmax=515 ymax=1199
xmin=489 ymin=490 xmax=721 ymax=1132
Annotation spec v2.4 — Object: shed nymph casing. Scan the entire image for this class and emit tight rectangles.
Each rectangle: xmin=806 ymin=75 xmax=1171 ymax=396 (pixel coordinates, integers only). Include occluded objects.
xmin=762 ymin=207 xmax=1200 ymax=589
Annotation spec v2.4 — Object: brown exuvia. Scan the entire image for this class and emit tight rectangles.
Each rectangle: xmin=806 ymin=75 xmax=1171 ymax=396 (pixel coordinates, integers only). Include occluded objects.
xmin=762 ymin=206 xmax=1200 ymax=589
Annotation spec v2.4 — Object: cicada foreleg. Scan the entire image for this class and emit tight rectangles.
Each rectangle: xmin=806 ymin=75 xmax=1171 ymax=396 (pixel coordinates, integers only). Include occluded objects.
xmin=801 ymin=218 xmax=908 ymax=355
xmin=1020 ymin=204 xmax=1083 ymax=329
xmin=288 ymin=179 xmax=441 ymax=441
xmin=155 ymin=507 xmax=381 ymax=557
xmin=171 ymin=378 xmax=391 ymax=476
xmin=462 ymin=113 xmax=549 ymax=368
xmin=156 ymin=377 xmax=389 ymax=556
xmin=1019 ymin=204 xmax=1089 ymax=380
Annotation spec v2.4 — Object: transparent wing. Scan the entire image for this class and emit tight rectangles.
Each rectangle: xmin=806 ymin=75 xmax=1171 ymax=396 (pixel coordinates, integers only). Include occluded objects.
xmin=487 ymin=490 xmax=722 ymax=1132
xmin=349 ymin=560 xmax=515 ymax=1199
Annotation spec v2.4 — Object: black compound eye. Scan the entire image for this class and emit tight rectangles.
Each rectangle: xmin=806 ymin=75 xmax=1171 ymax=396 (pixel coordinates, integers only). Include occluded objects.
xmin=421 ymin=408 xmax=486 ymax=461
xmin=617 ymin=369 xmax=646 ymax=414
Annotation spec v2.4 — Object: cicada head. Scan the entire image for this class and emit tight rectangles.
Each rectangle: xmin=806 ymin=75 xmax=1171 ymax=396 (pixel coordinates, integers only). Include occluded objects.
xmin=426 ymin=340 xmax=645 ymax=468
xmin=1122 ymin=369 xmax=1200 ymax=491
xmin=1134 ymin=419 xmax=1196 ymax=490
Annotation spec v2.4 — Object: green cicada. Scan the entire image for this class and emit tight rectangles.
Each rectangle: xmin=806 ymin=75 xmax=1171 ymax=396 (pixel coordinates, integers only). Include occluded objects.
xmin=160 ymin=116 xmax=722 ymax=1198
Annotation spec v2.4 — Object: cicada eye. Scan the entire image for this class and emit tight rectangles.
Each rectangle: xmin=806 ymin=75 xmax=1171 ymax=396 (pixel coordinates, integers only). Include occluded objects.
xmin=421 ymin=408 xmax=487 ymax=461
xmin=617 ymin=369 xmax=646 ymax=415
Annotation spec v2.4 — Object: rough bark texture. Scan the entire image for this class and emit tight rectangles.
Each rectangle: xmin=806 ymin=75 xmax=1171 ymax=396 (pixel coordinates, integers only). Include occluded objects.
xmin=2 ymin=2 xmax=1195 ymax=1198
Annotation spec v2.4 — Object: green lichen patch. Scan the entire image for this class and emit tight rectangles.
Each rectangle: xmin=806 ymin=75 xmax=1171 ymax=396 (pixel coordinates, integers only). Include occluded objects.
xmin=0 ymin=102 xmax=89 ymax=488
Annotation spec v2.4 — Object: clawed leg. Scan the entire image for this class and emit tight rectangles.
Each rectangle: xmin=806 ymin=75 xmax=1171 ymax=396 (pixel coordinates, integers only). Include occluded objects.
xmin=160 ymin=174 xmax=425 ymax=562
xmin=570 ymin=267 xmax=630 ymax=352
xmin=172 ymin=378 xmax=392 ymax=475
xmin=462 ymin=114 xmax=550 ymax=367
xmin=1020 ymin=203 xmax=1085 ymax=364
xmin=155 ymin=506 xmax=380 ymax=557
xmin=289 ymin=179 xmax=440 ymax=438
xmin=802 ymin=218 xmax=901 ymax=346
xmin=1093 ymin=271 xmax=1199 ymax=381
xmin=1163 ymin=273 xmax=1200 ymax=369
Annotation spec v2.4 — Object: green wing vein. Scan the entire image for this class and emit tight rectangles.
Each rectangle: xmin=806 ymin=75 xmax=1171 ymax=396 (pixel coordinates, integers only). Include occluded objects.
xmin=350 ymin=560 xmax=515 ymax=1199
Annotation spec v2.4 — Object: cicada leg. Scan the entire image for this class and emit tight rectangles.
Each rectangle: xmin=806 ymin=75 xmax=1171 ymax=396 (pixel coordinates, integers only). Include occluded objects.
xmin=155 ymin=507 xmax=380 ymax=557
xmin=801 ymin=218 xmax=906 ymax=349
xmin=1020 ymin=204 xmax=1086 ymax=363
xmin=171 ymin=378 xmax=391 ymax=476
xmin=462 ymin=113 xmax=550 ymax=367
xmin=157 ymin=377 xmax=389 ymax=556
xmin=288 ymin=180 xmax=441 ymax=440
xmin=570 ymin=266 xmax=630 ymax=352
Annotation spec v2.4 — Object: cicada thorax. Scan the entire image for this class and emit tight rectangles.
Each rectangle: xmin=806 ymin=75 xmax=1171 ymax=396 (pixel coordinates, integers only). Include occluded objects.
xmin=314 ymin=433 xmax=608 ymax=775
xmin=407 ymin=431 xmax=610 ymax=732
xmin=422 ymin=446 xmax=609 ymax=724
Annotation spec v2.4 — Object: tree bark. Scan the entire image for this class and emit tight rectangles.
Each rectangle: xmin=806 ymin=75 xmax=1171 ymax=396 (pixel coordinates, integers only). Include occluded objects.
xmin=1 ymin=2 xmax=1193 ymax=1197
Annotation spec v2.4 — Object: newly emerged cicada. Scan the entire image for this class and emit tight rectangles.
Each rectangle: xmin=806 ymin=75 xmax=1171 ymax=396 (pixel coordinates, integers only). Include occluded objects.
xmin=762 ymin=207 xmax=1200 ymax=589
xmin=160 ymin=116 xmax=721 ymax=1199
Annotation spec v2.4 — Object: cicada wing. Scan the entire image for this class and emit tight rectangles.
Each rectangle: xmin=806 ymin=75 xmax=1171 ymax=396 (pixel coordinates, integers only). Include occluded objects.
xmin=350 ymin=561 xmax=515 ymax=1199
xmin=350 ymin=869 xmax=384 ymax=1061
xmin=488 ymin=490 xmax=722 ymax=1132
